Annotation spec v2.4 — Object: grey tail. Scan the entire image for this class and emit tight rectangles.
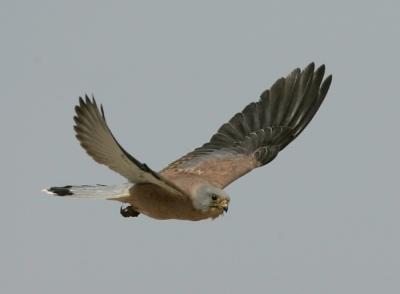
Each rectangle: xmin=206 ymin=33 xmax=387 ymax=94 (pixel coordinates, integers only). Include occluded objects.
xmin=42 ymin=183 xmax=132 ymax=200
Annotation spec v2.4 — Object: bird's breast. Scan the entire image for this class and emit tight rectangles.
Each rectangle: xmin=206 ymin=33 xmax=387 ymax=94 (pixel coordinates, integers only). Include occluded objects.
xmin=126 ymin=183 xmax=211 ymax=221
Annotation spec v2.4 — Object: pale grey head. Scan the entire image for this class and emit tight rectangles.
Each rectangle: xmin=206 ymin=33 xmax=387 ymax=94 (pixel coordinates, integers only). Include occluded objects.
xmin=192 ymin=185 xmax=230 ymax=215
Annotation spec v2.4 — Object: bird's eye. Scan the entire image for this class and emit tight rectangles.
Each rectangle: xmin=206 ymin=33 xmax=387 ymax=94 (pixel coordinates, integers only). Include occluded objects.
xmin=211 ymin=194 xmax=218 ymax=201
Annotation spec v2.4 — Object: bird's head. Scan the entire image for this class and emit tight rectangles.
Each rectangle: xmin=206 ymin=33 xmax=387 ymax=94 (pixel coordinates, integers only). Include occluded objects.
xmin=192 ymin=185 xmax=230 ymax=218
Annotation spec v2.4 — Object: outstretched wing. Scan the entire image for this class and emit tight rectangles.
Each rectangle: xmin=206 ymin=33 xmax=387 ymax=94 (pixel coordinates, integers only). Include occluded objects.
xmin=161 ymin=63 xmax=332 ymax=188
xmin=74 ymin=96 xmax=187 ymax=196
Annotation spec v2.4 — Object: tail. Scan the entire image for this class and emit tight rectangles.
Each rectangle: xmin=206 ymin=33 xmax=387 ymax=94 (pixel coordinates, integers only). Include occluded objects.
xmin=42 ymin=183 xmax=132 ymax=200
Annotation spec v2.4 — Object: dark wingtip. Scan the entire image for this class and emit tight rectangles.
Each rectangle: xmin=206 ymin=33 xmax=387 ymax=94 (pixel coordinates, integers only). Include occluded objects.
xmin=74 ymin=104 xmax=81 ymax=115
xmin=78 ymin=96 xmax=85 ymax=107
xmin=47 ymin=186 xmax=74 ymax=196
xmin=315 ymin=64 xmax=326 ymax=77
xmin=325 ymin=74 xmax=333 ymax=84
xmin=320 ymin=74 xmax=333 ymax=99
xmin=76 ymin=93 xmax=99 ymax=109
xmin=306 ymin=62 xmax=315 ymax=72
xmin=90 ymin=94 xmax=97 ymax=107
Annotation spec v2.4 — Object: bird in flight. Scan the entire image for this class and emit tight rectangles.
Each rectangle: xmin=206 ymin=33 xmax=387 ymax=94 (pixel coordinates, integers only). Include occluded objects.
xmin=44 ymin=63 xmax=332 ymax=221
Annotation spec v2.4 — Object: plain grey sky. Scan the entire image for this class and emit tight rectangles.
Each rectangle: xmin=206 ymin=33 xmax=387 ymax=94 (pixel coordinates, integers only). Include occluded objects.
xmin=1 ymin=1 xmax=399 ymax=293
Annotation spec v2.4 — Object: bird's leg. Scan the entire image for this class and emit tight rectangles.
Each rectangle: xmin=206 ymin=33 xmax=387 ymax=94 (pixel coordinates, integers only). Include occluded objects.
xmin=120 ymin=205 xmax=140 ymax=218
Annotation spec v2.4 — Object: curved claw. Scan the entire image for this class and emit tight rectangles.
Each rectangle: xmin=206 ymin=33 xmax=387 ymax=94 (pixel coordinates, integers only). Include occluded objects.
xmin=120 ymin=205 xmax=140 ymax=218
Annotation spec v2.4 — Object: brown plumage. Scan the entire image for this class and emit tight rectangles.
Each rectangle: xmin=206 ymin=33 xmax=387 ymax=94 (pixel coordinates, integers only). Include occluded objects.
xmin=44 ymin=63 xmax=332 ymax=221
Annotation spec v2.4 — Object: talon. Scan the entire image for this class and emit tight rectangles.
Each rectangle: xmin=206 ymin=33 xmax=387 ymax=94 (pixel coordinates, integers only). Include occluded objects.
xmin=120 ymin=205 xmax=140 ymax=218
xmin=120 ymin=206 xmax=129 ymax=217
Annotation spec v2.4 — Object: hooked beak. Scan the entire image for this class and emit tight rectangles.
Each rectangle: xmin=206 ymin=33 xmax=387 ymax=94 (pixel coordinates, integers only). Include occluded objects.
xmin=220 ymin=199 xmax=229 ymax=213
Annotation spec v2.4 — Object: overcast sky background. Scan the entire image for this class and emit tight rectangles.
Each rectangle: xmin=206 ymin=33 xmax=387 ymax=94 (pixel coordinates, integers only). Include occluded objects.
xmin=1 ymin=1 xmax=399 ymax=293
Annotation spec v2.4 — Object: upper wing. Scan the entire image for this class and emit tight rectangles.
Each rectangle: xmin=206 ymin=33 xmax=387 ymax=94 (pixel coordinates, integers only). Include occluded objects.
xmin=74 ymin=96 xmax=187 ymax=196
xmin=161 ymin=63 xmax=332 ymax=188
